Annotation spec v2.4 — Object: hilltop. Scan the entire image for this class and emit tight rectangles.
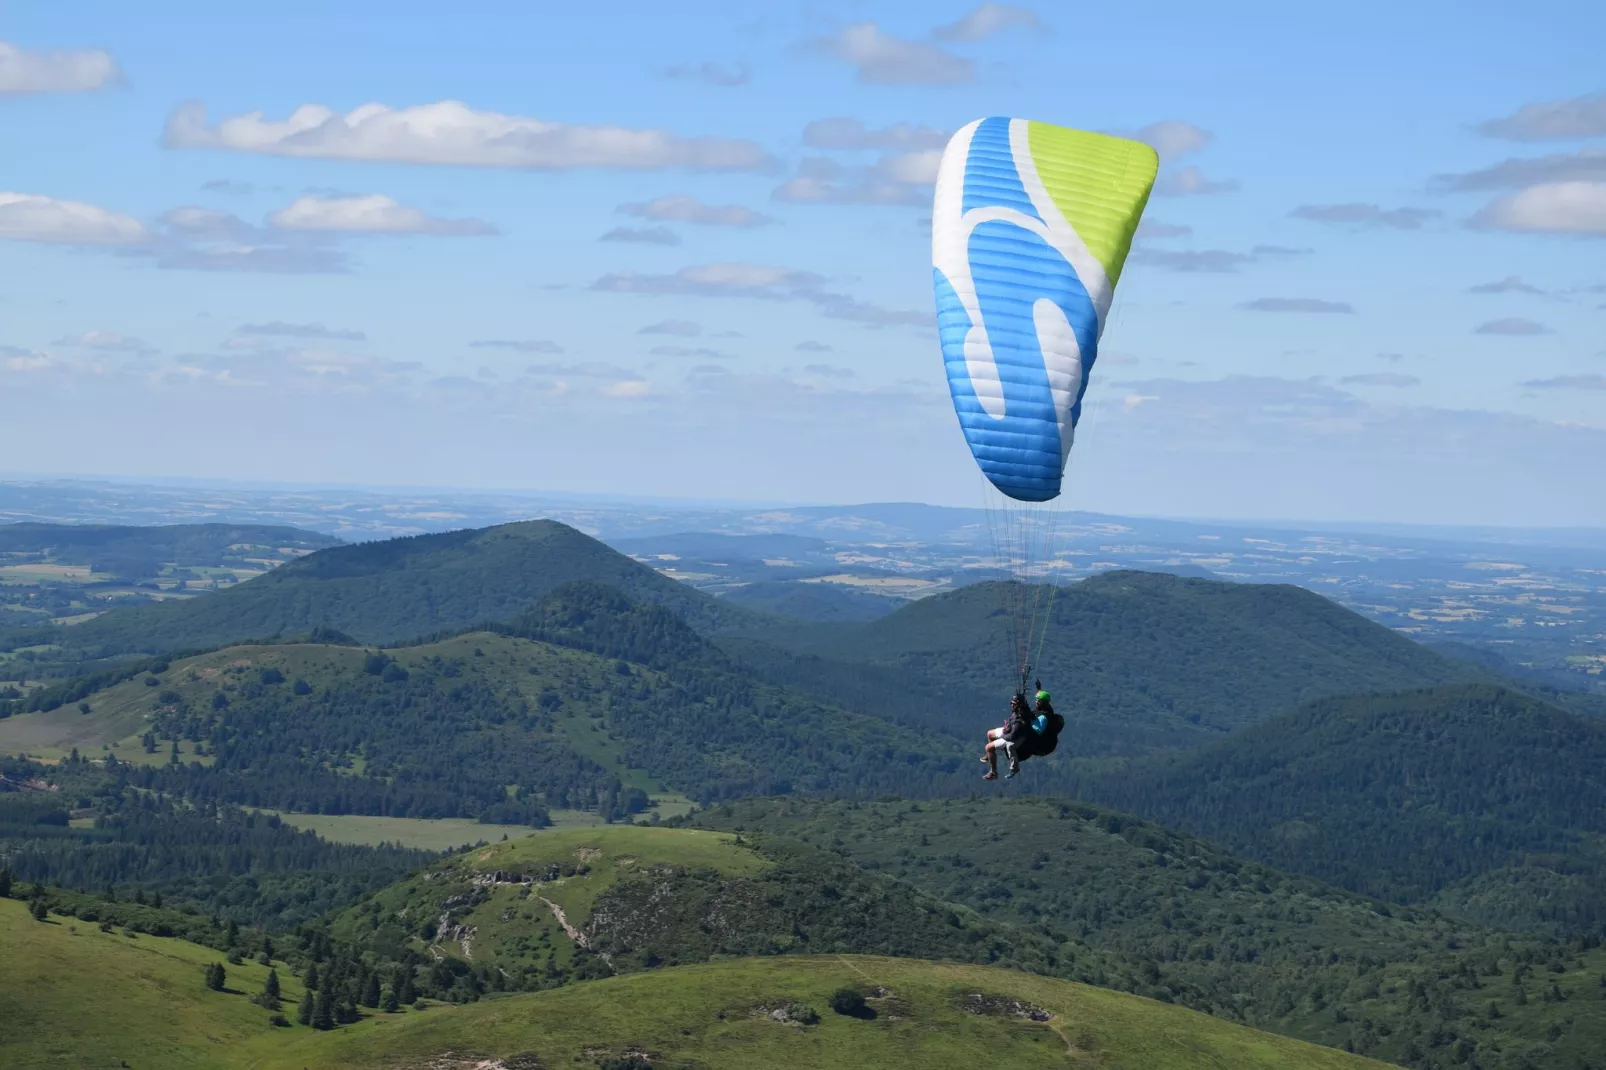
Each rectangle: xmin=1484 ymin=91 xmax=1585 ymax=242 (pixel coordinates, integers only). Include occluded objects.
xmin=1065 ymin=683 xmax=1606 ymax=934
xmin=0 ymin=895 xmax=1383 ymax=1070
xmin=693 ymin=797 xmax=1606 ymax=1068
xmin=56 ymin=519 xmax=760 ymax=654
xmin=772 ymin=571 xmax=1481 ymax=752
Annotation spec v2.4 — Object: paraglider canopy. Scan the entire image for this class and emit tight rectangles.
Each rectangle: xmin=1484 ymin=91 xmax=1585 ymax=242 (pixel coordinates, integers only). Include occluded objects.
xmin=931 ymin=117 xmax=1158 ymax=503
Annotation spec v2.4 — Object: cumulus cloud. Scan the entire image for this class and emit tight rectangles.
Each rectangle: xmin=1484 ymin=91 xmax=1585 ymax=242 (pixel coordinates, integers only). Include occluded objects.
xmin=471 ymin=339 xmax=564 ymax=354
xmin=795 ymin=340 xmax=833 ymax=352
xmin=1 ymin=346 xmax=52 ymax=372
xmin=54 ymin=331 xmax=152 ymax=353
xmin=1240 ymin=297 xmax=1355 ymax=313
xmin=807 ymin=22 xmax=972 ymax=85
xmin=600 ymin=225 xmax=681 ymax=245
xmin=803 ymin=117 xmax=950 ymax=151
xmin=1433 ymin=149 xmax=1606 ymax=191
xmin=163 ymin=100 xmax=777 ymax=172
xmin=1468 ymin=276 xmax=1544 ymax=295
xmin=1475 ymin=317 xmax=1551 ymax=335
xmin=1340 ymin=372 xmax=1421 ymax=387
xmin=802 ymin=363 xmax=855 ymax=378
xmin=1290 ymin=203 xmax=1440 ymax=230
xmin=1153 ymin=166 xmax=1237 ymax=197
xmin=0 ymin=39 xmax=120 ymax=94
xmin=267 ymin=193 xmax=496 ymax=235
xmin=239 ymin=321 xmax=365 ymax=341
xmin=1471 ymin=181 xmax=1606 ymax=237
xmin=603 ymin=379 xmax=651 ymax=398
xmin=772 ymin=151 xmax=936 ymax=206
xmin=0 ymin=192 xmax=147 ymax=245
xmin=1479 ymin=92 xmax=1606 ymax=141
xmin=617 ymin=194 xmax=774 ymax=228
xmin=932 ymin=4 xmax=1045 ymax=42
xmin=662 ymin=61 xmax=750 ymax=87
xmin=156 ymin=245 xmax=349 ymax=274
xmin=1522 ymin=374 xmax=1606 ymax=390
xmin=637 ymin=319 xmax=701 ymax=336
xmin=1118 ymin=120 xmax=1211 ymax=162
xmin=161 ymin=205 xmax=255 ymax=240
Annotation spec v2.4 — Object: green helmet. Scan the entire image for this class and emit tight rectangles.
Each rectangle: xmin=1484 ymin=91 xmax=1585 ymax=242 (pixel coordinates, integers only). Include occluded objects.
xmin=1035 ymin=690 xmax=1051 ymax=704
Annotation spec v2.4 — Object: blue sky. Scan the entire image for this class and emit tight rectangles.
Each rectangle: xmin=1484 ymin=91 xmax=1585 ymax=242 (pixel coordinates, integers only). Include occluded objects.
xmin=2 ymin=1 xmax=1603 ymax=525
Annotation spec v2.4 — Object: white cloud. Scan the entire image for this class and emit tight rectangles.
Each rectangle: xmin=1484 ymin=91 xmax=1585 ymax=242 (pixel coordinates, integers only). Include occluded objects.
xmin=1129 ymin=248 xmax=1255 ymax=273
xmin=54 ymin=331 xmax=152 ymax=353
xmin=932 ymin=4 xmax=1044 ymax=42
xmin=525 ymin=361 xmax=635 ymax=378
xmin=649 ymin=345 xmax=733 ymax=359
xmin=1290 ymin=203 xmax=1440 ymax=230
xmin=157 ymin=244 xmax=349 ymax=274
xmin=0 ymin=192 xmax=147 ymax=245
xmin=802 ymin=363 xmax=855 ymax=378
xmin=617 ymin=194 xmax=775 ymax=227
xmin=1475 ymin=317 xmax=1551 ymax=336
xmin=803 ymin=117 xmax=950 ymax=151
xmin=1468 ymin=276 xmax=1544 ymax=295
xmin=603 ymin=380 xmax=651 ymax=398
xmin=0 ymin=39 xmax=120 ymax=94
xmin=638 ymin=319 xmax=701 ymax=336
xmin=1522 ymin=374 xmax=1606 ymax=390
xmin=1240 ymin=297 xmax=1355 ymax=313
xmin=600 ymin=225 xmax=681 ymax=245
xmin=807 ymin=22 xmax=972 ymax=85
xmin=873 ymin=149 xmax=943 ymax=185
xmin=2 ymin=347 xmax=53 ymax=372
xmin=773 ymin=175 xmax=929 ymax=206
xmin=1471 ymin=181 xmax=1606 ymax=237
xmin=162 ymin=206 xmax=254 ymax=240
xmin=239 ymin=321 xmax=366 ymax=341
xmin=1119 ymin=120 xmax=1211 ymax=162
xmin=267 ymin=193 xmax=495 ymax=235
xmin=661 ymin=61 xmax=750 ymax=88
xmin=471 ymin=339 xmax=563 ymax=354
xmin=795 ymin=340 xmax=833 ymax=352
xmin=1434 ymin=149 xmax=1606 ymax=191
xmin=1479 ymin=92 xmax=1606 ymax=141
xmin=1153 ymin=167 xmax=1237 ymax=197
xmin=163 ymin=100 xmax=777 ymax=172
xmin=1340 ymin=372 xmax=1421 ymax=387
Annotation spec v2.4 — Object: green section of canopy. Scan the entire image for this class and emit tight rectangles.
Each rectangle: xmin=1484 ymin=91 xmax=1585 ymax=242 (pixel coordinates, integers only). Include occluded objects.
xmin=1026 ymin=122 xmax=1158 ymax=286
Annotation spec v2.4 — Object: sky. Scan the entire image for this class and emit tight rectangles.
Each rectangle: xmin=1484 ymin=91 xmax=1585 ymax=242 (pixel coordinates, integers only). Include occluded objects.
xmin=1 ymin=1 xmax=1603 ymax=526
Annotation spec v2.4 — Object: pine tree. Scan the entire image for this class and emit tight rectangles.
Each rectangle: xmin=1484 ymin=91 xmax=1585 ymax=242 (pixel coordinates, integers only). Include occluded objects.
xmin=382 ymin=986 xmax=400 ymax=1013
xmin=396 ymin=967 xmax=416 ymax=1005
xmin=297 ymin=990 xmax=314 ymax=1026
xmin=303 ymin=962 xmax=320 ymax=990
xmin=30 ymin=898 xmax=49 ymax=922
xmin=258 ymin=969 xmax=282 ymax=1010
xmin=361 ymin=970 xmax=381 ymax=1008
xmin=0 ymin=868 xmax=11 ymax=899
xmin=225 ymin=919 xmax=239 ymax=947
xmin=205 ymin=962 xmax=226 ymax=991
xmin=152 ymin=890 xmax=163 ymax=908
xmin=313 ymin=984 xmax=336 ymax=1030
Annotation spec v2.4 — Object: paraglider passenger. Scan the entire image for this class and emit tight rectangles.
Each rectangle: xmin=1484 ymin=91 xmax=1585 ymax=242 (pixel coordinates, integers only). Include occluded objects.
xmin=982 ymin=685 xmax=1064 ymax=780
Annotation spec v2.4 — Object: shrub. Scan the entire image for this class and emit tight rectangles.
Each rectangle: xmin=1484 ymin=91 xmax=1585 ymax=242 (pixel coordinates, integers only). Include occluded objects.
xmin=830 ymin=987 xmax=867 ymax=1016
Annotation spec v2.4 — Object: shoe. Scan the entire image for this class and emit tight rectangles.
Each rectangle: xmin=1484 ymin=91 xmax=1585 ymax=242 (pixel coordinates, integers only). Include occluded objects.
xmin=982 ymin=772 xmax=997 ymax=781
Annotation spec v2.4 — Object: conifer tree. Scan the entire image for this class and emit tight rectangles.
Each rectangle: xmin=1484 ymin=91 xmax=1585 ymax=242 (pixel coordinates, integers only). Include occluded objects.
xmin=0 ymin=868 xmax=11 ymax=899
xmin=382 ymin=986 xmax=400 ymax=1013
xmin=313 ymin=984 xmax=336 ymax=1030
xmin=258 ymin=969 xmax=281 ymax=1010
xmin=361 ymin=970 xmax=381 ymax=1008
xmin=296 ymin=990 xmax=314 ymax=1026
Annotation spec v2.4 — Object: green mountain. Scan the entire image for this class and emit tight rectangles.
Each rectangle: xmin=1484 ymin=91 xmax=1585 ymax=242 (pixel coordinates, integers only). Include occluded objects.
xmin=58 ymin=519 xmax=758 ymax=653
xmin=0 ymin=896 xmax=1383 ymax=1070
xmin=693 ymin=797 xmax=1606 ymax=1070
xmin=0 ymin=584 xmax=970 ymax=821
xmin=1065 ymin=684 xmax=1606 ymax=935
xmin=721 ymin=578 xmax=900 ymax=622
xmin=775 ymin=571 xmax=1483 ymax=753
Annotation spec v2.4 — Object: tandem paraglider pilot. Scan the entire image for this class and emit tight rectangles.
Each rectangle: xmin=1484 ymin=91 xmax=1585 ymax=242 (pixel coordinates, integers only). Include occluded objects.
xmin=982 ymin=682 xmax=1064 ymax=780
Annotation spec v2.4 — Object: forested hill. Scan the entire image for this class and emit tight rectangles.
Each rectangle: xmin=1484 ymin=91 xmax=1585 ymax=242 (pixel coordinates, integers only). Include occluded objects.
xmin=0 ymin=521 xmax=340 ymax=569
xmin=60 ymin=519 xmax=760 ymax=652
xmin=1067 ymin=683 xmax=1606 ymax=935
xmin=771 ymin=570 xmax=1482 ymax=752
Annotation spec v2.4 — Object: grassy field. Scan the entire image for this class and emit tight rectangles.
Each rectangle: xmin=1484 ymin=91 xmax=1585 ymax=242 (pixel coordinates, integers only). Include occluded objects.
xmin=235 ymin=955 xmax=1389 ymax=1070
xmin=262 ymin=811 xmax=540 ymax=851
xmin=0 ymin=897 xmax=304 ymax=1070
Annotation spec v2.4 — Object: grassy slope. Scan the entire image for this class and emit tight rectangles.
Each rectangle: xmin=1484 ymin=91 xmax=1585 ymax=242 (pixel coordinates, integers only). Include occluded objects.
xmin=693 ymin=798 xmax=1606 ymax=1070
xmin=0 ymin=896 xmax=304 ymax=1070
xmin=238 ymin=955 xmax=1387 ymax=1070
xmin=779 ymin=571 xmax=1481 ymax=752
xmin=61 ymin=519 xmax=760 ymax=652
